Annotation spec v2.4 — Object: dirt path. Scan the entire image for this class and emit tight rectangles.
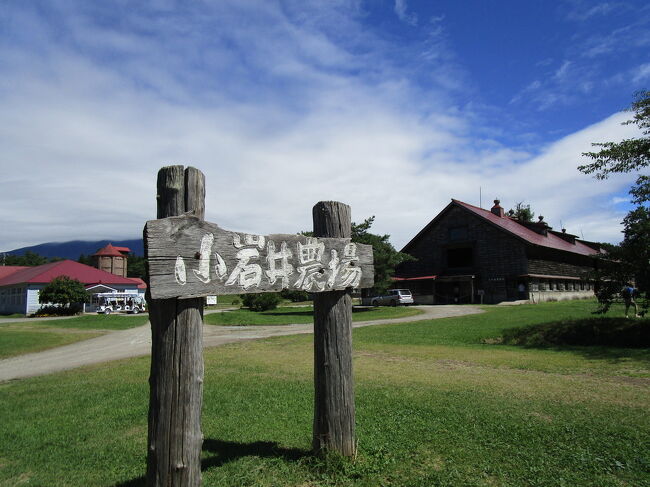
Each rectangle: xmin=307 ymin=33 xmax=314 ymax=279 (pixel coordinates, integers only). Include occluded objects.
xmin=0 ymin=305 xmax=483 ymax=382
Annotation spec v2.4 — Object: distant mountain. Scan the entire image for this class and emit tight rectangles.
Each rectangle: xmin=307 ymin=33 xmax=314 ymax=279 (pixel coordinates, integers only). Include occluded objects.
xmin=4 ymin=239 xmax=144 ymax=259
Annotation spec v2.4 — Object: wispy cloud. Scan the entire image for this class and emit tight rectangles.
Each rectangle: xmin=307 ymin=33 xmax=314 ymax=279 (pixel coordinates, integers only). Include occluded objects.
xmin=611 ymin=196 xmax=630 ymax=205
xmin=632 ymin=63 xmax=650 ymax=83
xmin=579 ymin=19 xmax=650 ymax=58
xmin=394 ymin=0 xmax=418 ymax=26
xmin=0 ymin=1 xmax=641 ymax=252
xmin=564 ymin=1 xmax=624 ymax=21
xmin=509 ymin=2 xmax=649 ymax=112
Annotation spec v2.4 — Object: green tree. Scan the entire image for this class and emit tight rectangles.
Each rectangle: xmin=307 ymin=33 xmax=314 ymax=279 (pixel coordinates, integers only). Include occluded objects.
xmin=127 ymin=254 xmax=148 ymax=279
xmin=578 ymin=90 xmax=649 ymax=179
xmin=4 ymin=251 xmax=48 ymax=266
xmin=507 ymin=202 xmax=535 ymax=222
xmin=38 ymin=276 xmax=90 ymax=314
xmin=351 ymin=216 xmax=415 ymax=295
xmin=300 ymin=216 xmax=413 ymax=295
xmin=579 ymin=90 xmax=650 ymax=315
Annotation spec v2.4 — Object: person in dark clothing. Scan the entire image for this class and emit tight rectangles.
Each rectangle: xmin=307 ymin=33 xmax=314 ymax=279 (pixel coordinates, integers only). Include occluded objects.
xmin=622 ymin=283 xmax=639 ymax=318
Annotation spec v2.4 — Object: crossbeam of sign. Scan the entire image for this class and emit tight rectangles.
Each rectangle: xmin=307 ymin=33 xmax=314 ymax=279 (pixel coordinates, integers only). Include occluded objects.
xmin=145 ymin=216 xmax=374 ymax=300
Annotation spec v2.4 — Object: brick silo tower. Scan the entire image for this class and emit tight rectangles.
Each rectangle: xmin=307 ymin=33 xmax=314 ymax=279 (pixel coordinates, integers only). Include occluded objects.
xmin=93 ymin=244 xmax=129 ymax=277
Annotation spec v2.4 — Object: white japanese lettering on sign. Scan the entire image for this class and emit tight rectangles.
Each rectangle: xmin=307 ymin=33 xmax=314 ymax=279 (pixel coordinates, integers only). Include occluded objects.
xmin=172 ymin=233 xmax=363 ymax=292
xmin=145 ymin=216 xmax=374 ymax=299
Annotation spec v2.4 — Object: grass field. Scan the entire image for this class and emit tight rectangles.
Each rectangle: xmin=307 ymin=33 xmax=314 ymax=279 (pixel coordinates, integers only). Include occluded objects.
xmin=204 ymin=305 xmax=422 ymax=326
xmin=0 ymin=314 xmax=150 ymax=331
xmin=0 ymin=315 xmax=150 ymax=358
xmin=1 ymin=300 xmax=649 ymax=486
xmin=0 ymin=328 xmax=103 ymax=359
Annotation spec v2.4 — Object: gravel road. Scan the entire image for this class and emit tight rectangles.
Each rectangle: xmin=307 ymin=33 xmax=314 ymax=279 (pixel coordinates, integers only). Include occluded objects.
xmin=0 ymin=305 xmax=483 ymax=382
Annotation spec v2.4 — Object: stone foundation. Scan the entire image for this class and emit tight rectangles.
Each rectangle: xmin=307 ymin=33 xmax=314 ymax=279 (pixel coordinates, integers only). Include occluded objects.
xmin=528 ymin=290 xmax=594 ymax=303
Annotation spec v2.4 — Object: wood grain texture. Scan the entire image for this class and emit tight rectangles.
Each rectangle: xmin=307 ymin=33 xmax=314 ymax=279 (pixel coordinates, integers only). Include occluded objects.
xmin=184 ymin=167 xmax=205 ymax=220
xmin=147 ymin=166 xmax=204 ymax=487
xmin=156 ymin=165 xmax=184 ymax=220
xmin=145 ymin=216 xmax=374 ymax=299
xmin=312 ymin=201 xmax=357 ymax=457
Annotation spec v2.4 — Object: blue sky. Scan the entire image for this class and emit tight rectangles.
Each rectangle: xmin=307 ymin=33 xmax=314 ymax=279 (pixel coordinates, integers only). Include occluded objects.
xmin=1 ymin=0 xmax=649 ymax=252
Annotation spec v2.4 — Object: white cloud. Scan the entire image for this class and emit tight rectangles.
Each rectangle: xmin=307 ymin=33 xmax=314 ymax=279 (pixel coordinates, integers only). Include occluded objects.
xmin=0 ymin=1 xmax=641 ymax=253
xmin=553 ymin=61 xmax=573 ymax=81
xmin=394 ymin=0 xmax=418 ymax=26
xmin=632 ymin=63 xmax=650 ymax=83
xmin=611 ymin=196 xmax=630 ymax=205
xmin=565 ymin=1 xmax=622 ymax=21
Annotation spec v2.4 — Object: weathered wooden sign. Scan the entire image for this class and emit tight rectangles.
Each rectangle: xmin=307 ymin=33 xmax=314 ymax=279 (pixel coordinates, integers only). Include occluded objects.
xmin=145 ymin=215 xmax=374 ymax=300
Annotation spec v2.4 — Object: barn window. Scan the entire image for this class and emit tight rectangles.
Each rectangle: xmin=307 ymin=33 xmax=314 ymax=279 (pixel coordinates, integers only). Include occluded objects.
xmin=447 ymin=247 xmax=473 ymax=268
xmin=448 ymin=226 xmax=468 ymax=241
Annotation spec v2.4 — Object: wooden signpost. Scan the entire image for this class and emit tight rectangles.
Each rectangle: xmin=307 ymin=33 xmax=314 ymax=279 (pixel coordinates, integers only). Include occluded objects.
xmin=145 ymin=217 xmax=374 ymax=299
xmin=145 ymin=166 xmax=374 ymax=486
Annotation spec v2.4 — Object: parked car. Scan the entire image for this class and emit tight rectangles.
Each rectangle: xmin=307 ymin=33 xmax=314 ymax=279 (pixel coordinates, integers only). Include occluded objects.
xmin=370 ymin=289 xmax=414 ymax=306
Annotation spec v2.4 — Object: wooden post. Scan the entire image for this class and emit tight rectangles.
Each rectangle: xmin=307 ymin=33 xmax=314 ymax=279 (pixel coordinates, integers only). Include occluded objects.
xmin=146 ymin=166 xmax=205 ymax=486
xmin=312 ymin=201 xmax=356 ymax=457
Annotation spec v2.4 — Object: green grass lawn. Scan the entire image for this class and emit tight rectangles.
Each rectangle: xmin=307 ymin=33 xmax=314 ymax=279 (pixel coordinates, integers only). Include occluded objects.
xmin=0 ymin=313 xmax=25 ymax=319
xmin=204 ymin=305 xmax=422 ymax=326
xmin=0 ymin=315 xmax=150 ymax=357
xmin=0 ymin=329 xmax=103 ymax=359
xmin=1 ymin=299 xmax=649 ymax=486
xmin=0 ymin=314 xmax=150 ymax=331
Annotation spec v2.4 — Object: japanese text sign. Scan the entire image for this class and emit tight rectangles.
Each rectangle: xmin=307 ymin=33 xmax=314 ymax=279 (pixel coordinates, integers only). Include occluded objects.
xmin=145 ymin=216 xmax=374 ymax=299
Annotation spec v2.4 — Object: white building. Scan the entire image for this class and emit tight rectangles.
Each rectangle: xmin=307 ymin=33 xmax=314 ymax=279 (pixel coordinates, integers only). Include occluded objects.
xmin=0 ymin=260 xmax=146 ymax=315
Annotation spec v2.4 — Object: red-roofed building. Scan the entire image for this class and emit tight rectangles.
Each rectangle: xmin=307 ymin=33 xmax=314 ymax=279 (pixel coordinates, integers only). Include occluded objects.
xmin=0 ymin=266 xmax=27 ymax=281
xmin=0 ymin=260 xmax=145 ymax=315
xmin=395 ymin=199 xmax=605 ymax=304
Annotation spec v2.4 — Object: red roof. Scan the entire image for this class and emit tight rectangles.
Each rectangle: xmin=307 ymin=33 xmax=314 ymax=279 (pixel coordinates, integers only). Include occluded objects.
xmin=403 ymin=199 xmax=604 ymax=257
xmin=0 ymin=260 xmax=140 ymax=287
xmin=0 ymin=266 xmax=27 ymax=280
xmin=393 ymin=275 xmax=437 ymax=281
xmin=113 ymin=246 xmax=131 ymax=254
xmin=128 ymin=277 xmax=148 ymax=289
xmin=93 ymin=244 xmax=126 ymax=257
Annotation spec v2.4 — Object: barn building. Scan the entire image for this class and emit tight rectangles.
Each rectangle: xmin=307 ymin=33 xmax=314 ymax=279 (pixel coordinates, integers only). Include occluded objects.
xmin=394 ymin=199 xmax=606 ymax=304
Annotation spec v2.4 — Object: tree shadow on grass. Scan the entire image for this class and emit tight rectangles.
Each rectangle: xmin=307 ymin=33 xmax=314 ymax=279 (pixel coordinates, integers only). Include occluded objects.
xmin=113 ymin=438 xmax=309 ymax=486
xmin=351 ymin=307 xmax=377 ymax=314
xmin=262 ymin=310 xmax=314 ymax=317
xmin=499 ymin=317 xmax=650 ymax=365
xmin=202 ymin=438 xmax=309 ymax=468
xmin=263 ymin=307 xmax=381 ymax=317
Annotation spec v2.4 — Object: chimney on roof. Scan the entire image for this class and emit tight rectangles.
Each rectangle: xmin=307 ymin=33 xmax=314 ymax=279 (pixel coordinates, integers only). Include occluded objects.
xmin=551 ymin=227 xmax=577 ymax=244
xmin=491 ymin=199 xmax=505 ymax=218
xmin=518 ymin=214 xmax=551 ymax=236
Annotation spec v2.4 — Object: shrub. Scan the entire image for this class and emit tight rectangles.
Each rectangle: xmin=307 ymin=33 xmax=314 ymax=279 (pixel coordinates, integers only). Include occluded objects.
xmin=241 ymin=293 xmax=282 ymax=311
xmin=34 ymin=303 xmax=84 ymax=317
xmin=280 ymin=289 xmax=310 ymax=302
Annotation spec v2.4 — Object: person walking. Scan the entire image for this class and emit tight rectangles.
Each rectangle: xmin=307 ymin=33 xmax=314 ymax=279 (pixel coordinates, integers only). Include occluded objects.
xmin=622 ymin=283 xmax=639 ymax=318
